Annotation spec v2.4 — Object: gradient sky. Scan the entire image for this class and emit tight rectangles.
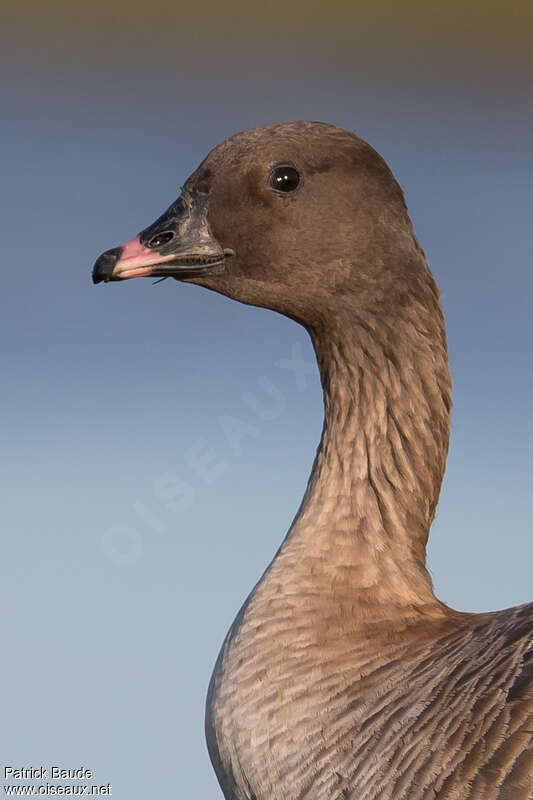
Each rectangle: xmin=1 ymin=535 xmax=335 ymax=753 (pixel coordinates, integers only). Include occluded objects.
xmin=1 ymin=3 xmax=532 ymax=798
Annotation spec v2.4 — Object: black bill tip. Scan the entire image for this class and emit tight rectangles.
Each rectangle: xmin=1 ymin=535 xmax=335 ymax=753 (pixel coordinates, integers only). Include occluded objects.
xmin=92 ymin=247 xmax=123 ymax=284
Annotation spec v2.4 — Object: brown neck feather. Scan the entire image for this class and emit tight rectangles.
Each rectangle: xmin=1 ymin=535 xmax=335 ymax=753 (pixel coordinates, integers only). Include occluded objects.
xmin=277 ymin=266 xmax=452 ymax=612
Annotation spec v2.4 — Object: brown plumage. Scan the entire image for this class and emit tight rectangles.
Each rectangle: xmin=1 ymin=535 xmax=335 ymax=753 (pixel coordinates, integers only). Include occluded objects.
xmin=93 ymin=121 xmax=533 ymax=799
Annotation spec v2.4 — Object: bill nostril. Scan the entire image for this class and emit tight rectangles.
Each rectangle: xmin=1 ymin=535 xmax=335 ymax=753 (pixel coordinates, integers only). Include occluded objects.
xmin=147 ymin=231 xmax=175 ymax=249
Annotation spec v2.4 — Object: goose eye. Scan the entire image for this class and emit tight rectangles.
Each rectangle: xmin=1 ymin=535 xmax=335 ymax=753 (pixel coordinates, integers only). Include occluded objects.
xmin=269 ymin=165 xmax=301 ymax=193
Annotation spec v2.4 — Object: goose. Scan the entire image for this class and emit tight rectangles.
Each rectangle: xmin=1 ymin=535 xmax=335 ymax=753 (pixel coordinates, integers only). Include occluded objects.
xmin=92 ymin=121 xmax=533 ymax=800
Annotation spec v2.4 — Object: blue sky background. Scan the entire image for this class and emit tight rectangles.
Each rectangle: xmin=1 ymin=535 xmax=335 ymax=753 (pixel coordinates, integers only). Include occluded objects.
xmin=1 ymin=3 xmax=532 ymax=797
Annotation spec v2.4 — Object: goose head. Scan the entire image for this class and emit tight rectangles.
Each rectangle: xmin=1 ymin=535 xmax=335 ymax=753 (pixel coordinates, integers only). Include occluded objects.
xmin=92 ymin=120 xmax=435 ymax=332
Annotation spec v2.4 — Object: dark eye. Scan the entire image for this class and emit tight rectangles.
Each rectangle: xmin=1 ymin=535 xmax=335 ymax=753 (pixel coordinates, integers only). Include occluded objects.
xmin=269 ymin=165 xmax=301 ymax=193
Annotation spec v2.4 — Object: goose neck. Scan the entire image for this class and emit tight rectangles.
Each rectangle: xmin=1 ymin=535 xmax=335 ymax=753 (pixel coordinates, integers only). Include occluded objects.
xmin=282 ymin=302 xmax=452 ymax=608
